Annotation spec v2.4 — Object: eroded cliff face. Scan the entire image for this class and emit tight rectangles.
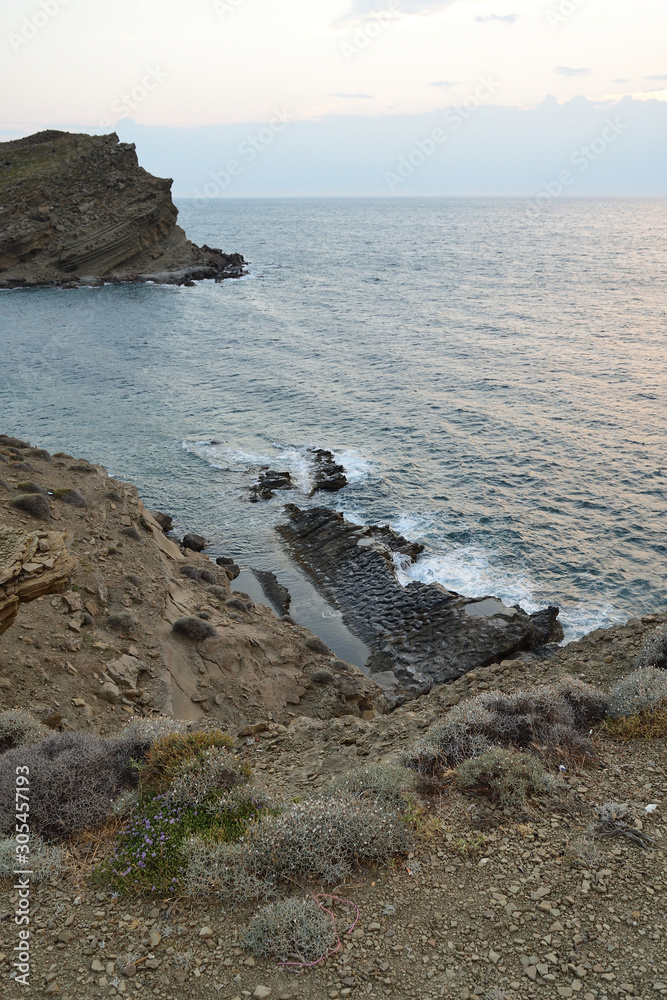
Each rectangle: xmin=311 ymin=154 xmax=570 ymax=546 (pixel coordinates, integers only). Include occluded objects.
xmin=0 ymin=130 xmax=245 ymax=287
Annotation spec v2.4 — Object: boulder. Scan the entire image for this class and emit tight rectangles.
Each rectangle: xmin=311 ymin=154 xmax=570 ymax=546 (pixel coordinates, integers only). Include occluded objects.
xmin=182 ymin=532 xmax=207 ymax=552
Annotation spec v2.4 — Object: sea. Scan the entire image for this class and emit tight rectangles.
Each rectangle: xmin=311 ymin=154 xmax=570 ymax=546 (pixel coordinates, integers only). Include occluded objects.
xmin=1 ymin=197 xmax=666 ymax=664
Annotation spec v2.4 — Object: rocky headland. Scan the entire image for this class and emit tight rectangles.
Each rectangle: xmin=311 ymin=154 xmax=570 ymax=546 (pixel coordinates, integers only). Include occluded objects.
xmin=0 ymin=131 xmax=246 ymax=288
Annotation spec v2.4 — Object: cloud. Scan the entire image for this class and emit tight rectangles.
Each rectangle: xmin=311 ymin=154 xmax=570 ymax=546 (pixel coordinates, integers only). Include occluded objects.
xmin=336 ymin=0 xmax=459 ymax=25
xmin=612 ymin=78 xmax=629 ymax=84
xmin=430 ymin=80 xmax=461 ymax=90
xmin=554 ymin=66 xmax=591 ymax=77
xmin=474 ymin=13 xmax=519 ymax=24
xmin=645 ymin=74 xmax=667 ymax=81
xmin=330 ymin=93 xmax=373 ymax=99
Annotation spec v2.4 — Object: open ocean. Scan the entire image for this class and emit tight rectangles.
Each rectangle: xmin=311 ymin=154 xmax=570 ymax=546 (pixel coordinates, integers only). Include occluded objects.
xmin=1 ymin=197 xmax=666 ymax=658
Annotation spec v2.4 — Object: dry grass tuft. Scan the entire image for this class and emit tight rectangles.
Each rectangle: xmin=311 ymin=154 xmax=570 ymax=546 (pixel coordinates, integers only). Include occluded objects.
xmin=602 ymin=705 xmax=667 ymax=741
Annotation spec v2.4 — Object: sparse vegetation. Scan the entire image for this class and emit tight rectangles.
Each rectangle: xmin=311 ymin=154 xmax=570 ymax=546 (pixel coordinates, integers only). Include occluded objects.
xmin=326 ymin=762 xmax=416 ymax=813
xmin=138 ymin=730 xmax=234 ymax=795
xmin=52 ymin=487 xmax=88 ymax=507
xmin=172 ymin=616 xmax=217 ymax=641
xmin=10 ymin=492 xmax=51 ymax=519
xmin=104 ymin=613 xmax=138 ymax=633
xmin=602 ymin=704 xmax=667 ymax=741
xmin=0 ymin=708 xmax=50 ymax=754
xmin=242 ymin=897 xmax=337 ymax=964
xmin=404 ymin=677 xmax=607 ymax=782
xmin=636 ymin=626 xmax=667 ymax=671
xmin=607 ymin=667 xmax=667 ymax=719
xmin=0 ymin=834 xmax=68 ymax=882
xmin=453 ymin=748 xmax=552 ymax=806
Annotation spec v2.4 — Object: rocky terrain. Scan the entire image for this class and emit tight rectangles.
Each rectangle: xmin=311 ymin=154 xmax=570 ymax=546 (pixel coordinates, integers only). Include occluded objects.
xmin=0 ymin=435 xmax=665 ymax=1000
xmin=0 ymin=131 xmax=246 ymax=288
xmin=278 ymin=506 xmax=563 ymax=704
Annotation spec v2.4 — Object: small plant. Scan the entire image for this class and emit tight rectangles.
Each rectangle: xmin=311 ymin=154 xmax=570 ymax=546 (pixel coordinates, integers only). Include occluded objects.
xmin=180 ymin=566 xmax=201 ymax=582
xmin=52 ymin=488 xmax=88 ymax=508
xmin=105 ymin=613 xmax=138 ymax=634
xmin=636 ymin=626 xmax=667 ymax=671
xmin=588 ymin=802 xmax=653 ymax=849
xmin=454 ymin=748 xmax=550 ymax=806
xmin=138 ymin=730 xmax=234 ymax=794
xmin=607 ymin=667 xmax=667 ymax=719
xmin=165 ymin=746 xmax=251 ymax=807
xmin=16 ymin=481 xmax=47 ymax=494
xmin=172 ymin=616 xmax=217 ymax=641
xmin=0 ymin=834 xmax=68 ymax=882
xmin=242 ymin=897 xmax=337 ymax=964
xmin=93 ymin=789 xmax=263 ymax=896
xmin=10 ymin=493 xmax=51 ymax=519
xmin=326 ymin=762 xmax=416 ymax=813
xmin=0 ymin=709 xmax=50 ymax=754
xmin=448 ymin=834 xmax=488 ymax=858
xmin=602 ymin=705 xmax=667 ymax=741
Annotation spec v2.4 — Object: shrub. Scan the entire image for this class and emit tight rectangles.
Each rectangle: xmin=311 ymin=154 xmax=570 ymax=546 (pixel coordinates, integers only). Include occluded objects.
xmin=172 ymin=616 xmax=217 ymax=641
xmin=93 ymin=788 xmax=264 ymax=896
xmin=244 ymin=795 xmax=410 ymax=886
xmin=16 ymin=481 xmax=47 ymax=494
xmin=607 ymin=667 xmax=667 ymax=719
xmin=199 ymin=570 xmax=217 ymax=585
xmin=243 ymin=897 xmax=337 ymax=964
xmin=165 ymin=747 xmax=251 ymax=808
xmin=138 ymin=730 xmax=233 ymax=794
xmin=0 ymin=732 xmax=149 ymax=837
xmin=10 ymin=493 xmax=51 ymax=520
xmin=589 ymin=802 xmax=653 ymax=849
xmin=0 ymin=709 xmax=50 ymax=754
xmin=206 ymin=586 xmax=227 ymax=600
xmin=52 ymin=488 xmax=88 ymax=508
xmin=122 ymin=526 xmax=141 ymax=541
xmin=312 ymin=669 xmax=334 ymax=685
xmin=636 ymin=627 xmax=667 ymax=671
xmin=0 ymin=835 xmax=68 ymax=882
xmin=180 ymin=566 xmax=201 ymax=582
xmin=454 ymin=748 xmax=551 ymax=806
xmin=182 ymin=838 xmax=274 ymax=902
xmin=602 ymin=705 xmax=667 ymax=741
xmin=326 ymin=762 xmax=416 ymax=813
xmin=403 ymin=678 xmax=607 ymax=779
xmin=105 ymin=613 xmax=138 ymax=634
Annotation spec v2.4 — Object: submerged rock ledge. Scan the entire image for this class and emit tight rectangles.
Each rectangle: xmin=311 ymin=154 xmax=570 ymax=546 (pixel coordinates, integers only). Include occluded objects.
xmin=278 ymin=504 xmax=564 ymax=704
xmin=0 ymin=130 xmax=246 ymax=288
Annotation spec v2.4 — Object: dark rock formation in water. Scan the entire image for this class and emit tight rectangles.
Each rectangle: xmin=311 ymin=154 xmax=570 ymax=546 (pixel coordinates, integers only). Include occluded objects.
xmin=309 ymin=449 xmax=348 ymax=494
xmin=0 ymin=130 xmax=246 ymax=288
xmin=249 ymin=470 xmax=295 ymax=502
xmin=278 ymin=505 xmax=564 ymax=704
xmin=253 ymin=569 xmax=292 ymax=617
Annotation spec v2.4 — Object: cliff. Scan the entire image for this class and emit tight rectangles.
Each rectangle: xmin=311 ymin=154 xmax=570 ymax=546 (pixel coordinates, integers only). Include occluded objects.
xmin=0 ymin=130 xmax=246 ymax=288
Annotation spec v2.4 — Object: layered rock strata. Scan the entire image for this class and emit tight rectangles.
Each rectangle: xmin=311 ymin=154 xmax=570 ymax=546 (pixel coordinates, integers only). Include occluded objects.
xmin=0 ymin=130 xmax=246 ymax=288
xmin=0 ymin=525 xmax=75 ymax=634
xmin=278 ymin=505 xmax=563 ymax=703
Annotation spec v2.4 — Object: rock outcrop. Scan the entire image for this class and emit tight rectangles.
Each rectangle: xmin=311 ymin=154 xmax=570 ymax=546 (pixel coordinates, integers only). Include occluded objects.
xmin=0 ymin=525 xmax=75 ymax=634
xmin=0 ymin=130 xmax=246 ymax=288
xmin=278 ymin=505 xmax=564 ymax=703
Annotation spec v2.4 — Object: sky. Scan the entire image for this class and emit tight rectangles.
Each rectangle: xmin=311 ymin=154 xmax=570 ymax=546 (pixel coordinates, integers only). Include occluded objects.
xmin=1 ymin=0 xmax=665 ymax=195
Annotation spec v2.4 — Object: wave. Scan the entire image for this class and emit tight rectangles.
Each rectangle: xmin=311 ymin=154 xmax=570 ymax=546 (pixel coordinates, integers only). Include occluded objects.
xmin=181 ymin=438 xmax=371 ymax=494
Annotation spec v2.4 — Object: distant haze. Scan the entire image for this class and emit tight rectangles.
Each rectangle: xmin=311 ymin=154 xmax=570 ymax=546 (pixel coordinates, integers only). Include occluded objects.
xmin=1 ymin=0 xmax=665 ymax=196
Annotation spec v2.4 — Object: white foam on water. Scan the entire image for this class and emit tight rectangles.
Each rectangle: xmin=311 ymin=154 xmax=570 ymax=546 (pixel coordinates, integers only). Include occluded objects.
xmin=331 ymin=448 xmax=371 ymax=483
xmin=559 ymin=601 xmax=625 ymax=644
xmin=397 ymin=544 xmax=542 ymax=614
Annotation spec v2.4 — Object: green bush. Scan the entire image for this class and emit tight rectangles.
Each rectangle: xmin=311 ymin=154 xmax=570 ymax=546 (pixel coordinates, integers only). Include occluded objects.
xmin=138 ymin=730 xmax=233 ymax=795
xmin=326 ymin=762 xmax=416 ymax=813
xmin=243 ymin=897 xmax=337 ymax=963
xmin=454 ymin=748 xmax=551 ymax=806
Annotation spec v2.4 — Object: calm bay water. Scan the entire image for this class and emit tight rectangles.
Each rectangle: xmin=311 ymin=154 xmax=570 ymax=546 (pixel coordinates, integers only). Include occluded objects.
xmin=1 ymin=197 xmax=666 ymax=648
